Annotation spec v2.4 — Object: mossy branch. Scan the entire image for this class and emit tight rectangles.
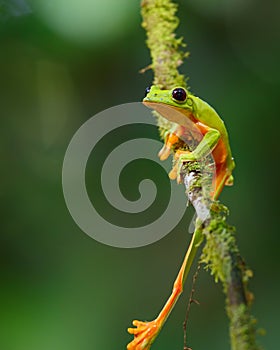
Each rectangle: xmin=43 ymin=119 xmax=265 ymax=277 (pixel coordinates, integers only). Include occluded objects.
xmin=141 ymin=0 xmax=188 ymax=89
xmin=140 ymin=0 xmax=262 ymax=349
xmin=201 ymin=204 xmax=261 ymax=350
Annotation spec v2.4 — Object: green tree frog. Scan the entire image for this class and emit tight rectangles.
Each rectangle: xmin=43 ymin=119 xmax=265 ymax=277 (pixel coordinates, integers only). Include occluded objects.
xmin=143 ymin=85 xmax=235 ymax=199
xmin=127 ymin=86 xmax=236 ymax=350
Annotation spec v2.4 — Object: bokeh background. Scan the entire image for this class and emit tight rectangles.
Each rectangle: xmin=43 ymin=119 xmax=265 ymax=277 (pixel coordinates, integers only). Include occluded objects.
xmin=1 ymin=0 xmax=279 ymax=349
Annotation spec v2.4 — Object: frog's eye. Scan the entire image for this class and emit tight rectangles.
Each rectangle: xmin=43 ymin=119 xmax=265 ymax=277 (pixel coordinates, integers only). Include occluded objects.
xmin=144 ymin=86 xmax=151 ymax=97
xmin=172 ymin=88 xmax=187 ymax=103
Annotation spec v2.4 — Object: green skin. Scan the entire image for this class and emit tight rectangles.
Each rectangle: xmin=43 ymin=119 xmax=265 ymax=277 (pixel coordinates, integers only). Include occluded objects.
xmin=143 ymin=85 xmax=235 ymax=184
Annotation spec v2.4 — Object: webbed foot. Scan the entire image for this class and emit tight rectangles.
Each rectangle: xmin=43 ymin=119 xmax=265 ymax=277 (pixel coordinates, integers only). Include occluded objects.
xmin=127 ymin=319 xmax=162 ymax=350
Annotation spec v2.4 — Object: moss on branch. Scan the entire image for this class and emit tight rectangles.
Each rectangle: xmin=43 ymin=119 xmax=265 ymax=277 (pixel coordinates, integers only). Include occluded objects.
xmin=201 ymin=203 xmax=261 ymax=349
xmin=141 ymin=0 xmax=188 ymax=89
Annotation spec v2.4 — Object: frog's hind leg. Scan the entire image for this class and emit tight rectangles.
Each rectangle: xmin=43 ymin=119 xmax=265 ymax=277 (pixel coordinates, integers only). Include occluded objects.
xmin=213 ymin=163 xmax=233 ymax=200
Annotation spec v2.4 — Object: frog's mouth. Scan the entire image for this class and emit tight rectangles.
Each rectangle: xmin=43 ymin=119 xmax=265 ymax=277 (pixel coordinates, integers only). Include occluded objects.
xmin=143 ymin=101 xmax=196 ymax=129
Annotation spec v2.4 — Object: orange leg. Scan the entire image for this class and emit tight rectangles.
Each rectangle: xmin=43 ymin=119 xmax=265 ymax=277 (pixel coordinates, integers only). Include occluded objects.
xmin=213 ymin=163 xmax=234 ymax=200
xmin=127 ymin=225 xmax=203 ymax=350
xmin=158 ymin=126 xmax=185 ymax=161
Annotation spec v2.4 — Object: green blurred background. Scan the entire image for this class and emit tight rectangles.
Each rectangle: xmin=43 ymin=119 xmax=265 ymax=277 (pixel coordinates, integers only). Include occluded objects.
xmin=1 ymin=0 xmax=279 ymax=349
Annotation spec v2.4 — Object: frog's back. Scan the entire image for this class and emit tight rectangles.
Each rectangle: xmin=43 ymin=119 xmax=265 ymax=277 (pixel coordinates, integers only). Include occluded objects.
xmin=191 ymin=95 xmax=235 ymax=171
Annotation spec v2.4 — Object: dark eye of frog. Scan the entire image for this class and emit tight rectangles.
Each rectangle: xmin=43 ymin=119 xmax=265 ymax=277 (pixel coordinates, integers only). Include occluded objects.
xmin=172 ymin=88 xmax=187 ymax=103
xmin=144 ymin=86 xmax=151 ymax=97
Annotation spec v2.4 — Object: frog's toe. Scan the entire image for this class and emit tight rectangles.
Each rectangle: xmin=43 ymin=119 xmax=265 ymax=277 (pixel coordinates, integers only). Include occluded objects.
xmin=158 ymin=145 xmax=171 ymax=161
xmin=225 ymin=175 xmax=234 ymax=186
xmin=168 ymin=162 xmax=183 ymax=184
xmin=168 ymin=164 xmax=178 ymax=180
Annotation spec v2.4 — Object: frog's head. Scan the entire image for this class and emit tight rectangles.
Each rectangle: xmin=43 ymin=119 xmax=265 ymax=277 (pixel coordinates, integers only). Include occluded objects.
xmin=143 ymin=85 xmax=195 ymax=125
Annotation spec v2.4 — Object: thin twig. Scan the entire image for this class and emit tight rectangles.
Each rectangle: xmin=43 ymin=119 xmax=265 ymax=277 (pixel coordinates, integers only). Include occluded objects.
xmin=183 ymin=264 xmax=201 ymax=350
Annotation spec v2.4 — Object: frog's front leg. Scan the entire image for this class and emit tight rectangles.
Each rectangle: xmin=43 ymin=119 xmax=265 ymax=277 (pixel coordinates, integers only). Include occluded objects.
xmin=158 ymin=126 xmax=185 ymax=161
xmin=169 ymin=128 xmax=220 ymax=183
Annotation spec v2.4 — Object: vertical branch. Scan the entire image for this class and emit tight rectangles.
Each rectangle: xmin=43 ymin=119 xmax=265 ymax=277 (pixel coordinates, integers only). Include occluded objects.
xmin=139 ymin=1 xmax=262 ymax=349
xmin=141 ymin=0 xmax=188 ymax=89
xmin=201 ymin=207 xmax=262 ymax=350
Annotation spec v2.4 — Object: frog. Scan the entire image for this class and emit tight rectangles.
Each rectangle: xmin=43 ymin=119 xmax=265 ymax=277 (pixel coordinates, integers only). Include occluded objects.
xmin=126 ymin=86 xmax=236 ymax=350
xmin=143 ymin=85 xmax=235 ymax=199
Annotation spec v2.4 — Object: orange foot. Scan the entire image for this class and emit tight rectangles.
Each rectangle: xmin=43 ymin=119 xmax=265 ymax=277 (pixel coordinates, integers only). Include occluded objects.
xmin=168 ymin=150 xmax=193 ymax=184
xmin=127 ymin=319 xmax=161 ymax=350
